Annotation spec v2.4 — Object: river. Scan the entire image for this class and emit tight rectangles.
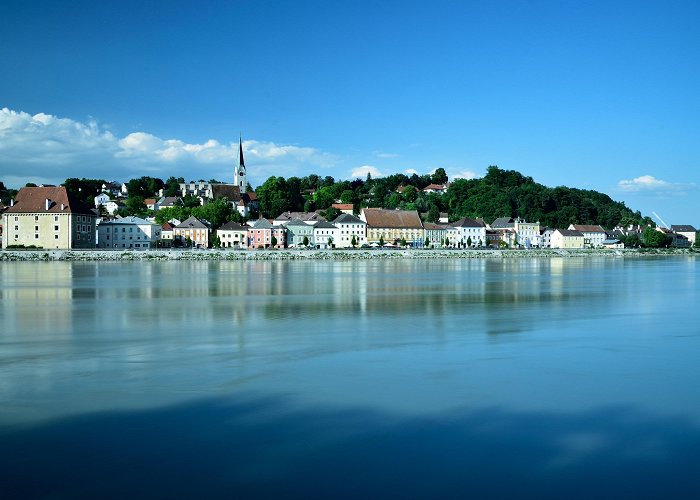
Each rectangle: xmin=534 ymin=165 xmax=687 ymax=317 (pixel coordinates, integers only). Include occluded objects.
xmin=1 ymin=257 xmax=698 ymax=498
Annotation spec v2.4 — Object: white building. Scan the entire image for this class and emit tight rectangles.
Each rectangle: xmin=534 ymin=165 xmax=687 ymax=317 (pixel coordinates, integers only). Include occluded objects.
xmin=451 ymin=217 xmax=487 ymax=247
xmin=568 ymin=225 xmax=607 ymax=248
xmin=313 ymin=221 xmax=340 ymax=249
xmin=217 ymin=221 xmax=248 ymax=248
xmin=97 ymin=216 xmax=161 ymax=249
xmin=515 ymin=219 xmax=541 ymax=248
xmin=332 ymin=213 xmax=367 ymax=248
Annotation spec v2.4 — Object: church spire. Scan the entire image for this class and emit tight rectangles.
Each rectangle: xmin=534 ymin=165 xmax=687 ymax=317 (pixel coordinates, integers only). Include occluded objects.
xmin=235 ymin=135 xmax=247 ymax=190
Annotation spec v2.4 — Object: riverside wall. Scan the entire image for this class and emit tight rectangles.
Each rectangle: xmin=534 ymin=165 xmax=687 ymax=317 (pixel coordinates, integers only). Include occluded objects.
xmin=1 ymin=248 xmax=697 ymax=261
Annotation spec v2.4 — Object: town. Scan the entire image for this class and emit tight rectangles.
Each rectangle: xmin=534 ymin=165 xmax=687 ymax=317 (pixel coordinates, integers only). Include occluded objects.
xmin=1 ymin=141 xmax=698 ymax=251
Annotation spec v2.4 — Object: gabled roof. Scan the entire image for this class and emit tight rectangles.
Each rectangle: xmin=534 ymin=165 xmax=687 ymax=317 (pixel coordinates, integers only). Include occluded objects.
xmin=313 ymin=221 xmax=337 ymax=229
xmin=6 ymin=186 xmax=94 ymax=215
xmin=175 ymin=216 xmax=210 ymax=229
xmin=423 ymin=222 xmax=448 ymax=230
xmin=218 ymin=221 xmax=247 ymax=231
xmin=249 ymin=218 xmax=274 ymax=229
xmin=211 ymin=184 xmax=243 ymax=202
xmin=422 ymin=183 xmax=447 ymax=191
xmin=671 ymin=225 xmax=697 ymax=233
xmin=491 ymin=217 xmax=515 ymax=229
xmin=275 ymin=211 xmax=325 ymax=223
xmin=332 ymin=213 xmax=365 ymax=225
xmin=158 ymin=196 xmax=182 ymax=207
xmin=284 ymin=218 xmax=312 ymax=227
xmin=570 ymin=224 xmax=606 ymax=233
xmin=162 ymin=222 xmax=174 ymax=231
xmin=361 ymin=208 xmax=423 ymax=229
xmin=452 ymin=217 xmax=486 ymax=228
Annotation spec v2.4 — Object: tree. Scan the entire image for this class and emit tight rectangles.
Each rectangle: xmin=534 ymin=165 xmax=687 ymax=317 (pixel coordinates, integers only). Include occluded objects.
xmin=379 ymin=235 xmax=385 ymax=246
xmin=257 ymin=176 xmax=290 ymax=218
xmin=400 ymin=237 xmax=407 ymax=247
xmin=432 ymin=167 xmax=448 ymax=185
xmin=351 ymin=235 xmax=357 ymax=248
xmin=324 ymin=206 xmax=341 ymax=221
xmin=467 ymin=236 xmax=472 ymax=247
xmin=642 ymin=227 xmax=672 ymax=248
xmin=425 ymin=237 xmax=430 ymax=248
xmin=695 ymin=233 xmax=700 ymax=248
xmin=163 ymin=176 xmax=183 ymax=197
xmin=327 ymin=237 xmax=333 ymax=248
xmin=271 ymin=235 xmax=278 ymax=248
xmin=303 ymin=235 xmax=309 ymax=247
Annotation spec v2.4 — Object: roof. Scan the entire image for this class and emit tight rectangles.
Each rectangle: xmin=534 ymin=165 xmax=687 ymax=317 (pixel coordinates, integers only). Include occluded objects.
xmin=332 ymin=203 xmax=354 ymax=211
xmin=284 ymin=218 xmax=312 ymax=227
xmin=361 ymin=208 xmax=423 ymax=229
xmin=249 ymin=218 xmax=274 ymax=229
xmin=332 ymin=213 xmax=365 ymax=225
xmin=491 ymin=217 xmax=515 ymax=229
xmin=570 ymin=224 xmax=606 ymax=233
xmin=452 ymin=217 xmax=486 ymax=228
xmin=211 ymin=184 xmax=243 ymax=202
xmin=98 ymin=216 xmax=154 ymax=226
xmin=6 ymin=186 xmax=94 ymax=215
xmin=175 ymin=216 xmax=210 ymax=229
xmin=423 ymin=222 xmax=448 ymax=230
xmin=671 ymin=225 xmax=697 ymax=233
xmin=275 ymin=211 xmax=326 ymax=222
xmin=218 ymin=221 xmax=247 ymax=231
xmin=313 ymin=221 xmax=337 ymax=229
xmin=162 ymin=222 xmax=174 ymax=230
xmin=422 ymin=184 xmax=447 ymax=191
xmin=556 ymin=229 xmax=584 ymax=237
xmin=158 ymin=196 xmax=181 ymax=207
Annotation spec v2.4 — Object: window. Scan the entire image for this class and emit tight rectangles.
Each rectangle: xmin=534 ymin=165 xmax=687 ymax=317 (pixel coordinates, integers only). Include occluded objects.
xmin=14 ymin=216 xmax=18 ymax=222
xmin=55 ymin=235 xmax=59 ymax=240
xmin=54 ymin=216 xmax=59 ymax=222
xmin=35 ymin=234 xmax=39 ymax=239
xmin=54 ymin=225 xmax=59 ymax=231
xmin=14 ymin=226 xmax=18 ymax=231
xmin=35 ymin=225 xmax=39 ymax=231
xmin=35 ymin=216 xmax=39 ymax=221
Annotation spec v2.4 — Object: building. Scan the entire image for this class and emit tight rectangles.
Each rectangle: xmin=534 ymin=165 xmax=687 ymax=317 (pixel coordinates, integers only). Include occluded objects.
xmin=2 ymin=186 xmax=96 ymax=249
xmin=360 ymin=208 xmax=424 ymax=246
xmin=178 ymin=137 xmax=257 ymax=216
xmin=421 ymin=183 xmax=448 ymax=195
xmin=451 ymin=217 xmax=487 ymax=247
xmin=247 ymin=218 xmax=286 ymax=249
xmin=97 ymin=216 xmax=161 ymax=249
xmin=424 ymin=222 xmax=448 ymax=248
xmin=173 ymin=216 xmax=211 ymax=248
xmin=160 ymin=222 xmax=175 ymax=247
xmin=313 ymin=221 xmax=340 ymax=249
xmin=515 ymin=219 xmax=541 ymax=248
xmin=284 ymin=218 xmax=315 ymax=248
xmin=332 ymin=203 xmax=354 ymax=215
xmin=670 ymin=225 xmax=697 ymax=246
xmin=332 ymin=213 xmax=367 ymax=248
xmin=217 ymin=221 xmax=248 ymax=248
xmin=551 ymin=229 xmax=585 ymax=249
xmin=568 ymin=224 xmax=607 ymax=248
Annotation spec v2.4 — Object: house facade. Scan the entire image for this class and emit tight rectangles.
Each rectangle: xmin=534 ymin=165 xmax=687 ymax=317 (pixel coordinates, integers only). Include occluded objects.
xmin=284 ymin=218 xmax=315 ymax=248
xmin=2 ymin=186 xmax=96 ymax=249
xmin=568 ymin=224 xmax=607 ymax=248
xmin=97 ymin=216 xmax=161 ymax=249
xmin=313 ymin=221 xmax=340 ymax=249
xmin=248 ymin=218 xmax=286 ymax=249
xmin=360 ymin=208 xmax=424 ymax=246
xmin=174 ymin=216 xmax=211 ymax=248
xmin=217 ymin=221 xmax=248 ymax=248
xmin=332 ymin=213 xmax=367 ymax=248
xmin=515 ymin=219 xmax=541 ymax=248
xmin=670 ymin=225 xmax=697 ymax=246
xmin=451 ymin=217 xmax=487 ymax=247
xmin=551 ymin=229 xmax=585 ymax=249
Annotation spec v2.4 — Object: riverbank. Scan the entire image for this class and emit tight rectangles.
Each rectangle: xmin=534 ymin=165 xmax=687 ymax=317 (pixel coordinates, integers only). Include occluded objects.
xmin=1 ymin=247 xmax=698 ymax=261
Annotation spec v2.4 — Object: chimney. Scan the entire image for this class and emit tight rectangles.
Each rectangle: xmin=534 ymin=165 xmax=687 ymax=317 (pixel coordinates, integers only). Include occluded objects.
xmin=10 ymin=199 xmax=14 ymax=207
xmin=45 ymin=198 xmax=52 ymax=211
xmin=61 ymin=203 xmax=65 ymax=210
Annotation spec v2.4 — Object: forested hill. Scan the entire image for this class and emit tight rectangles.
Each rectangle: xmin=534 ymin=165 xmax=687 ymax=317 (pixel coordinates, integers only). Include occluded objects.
xmin=257 ymin=166 xmax=651 ymax=229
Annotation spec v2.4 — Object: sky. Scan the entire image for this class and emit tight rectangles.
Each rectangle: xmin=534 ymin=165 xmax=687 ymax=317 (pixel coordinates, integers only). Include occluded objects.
xmin=1 ymin=0 xmax=698 ymax=226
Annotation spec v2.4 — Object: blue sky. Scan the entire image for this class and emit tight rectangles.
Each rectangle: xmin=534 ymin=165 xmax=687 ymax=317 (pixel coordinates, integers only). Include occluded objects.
xmin=1 ymin=0 xmax=698 ymax=226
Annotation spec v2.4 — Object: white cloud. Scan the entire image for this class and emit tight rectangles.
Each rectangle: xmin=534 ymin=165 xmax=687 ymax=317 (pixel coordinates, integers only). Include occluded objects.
xmin=618 ymin=174 xmax=696 ymax=194
xmin=374 ymin=151 xmax=399 ymax=159
xmin=450 ymin=169 xmax=479 ymax=180
xmin=350 ymin=165 xmax=384 ymax=179
xmin=404 ymin=168 xmax=419 ymax=175
xmin=0 ymin=107 xmax=336 ymax=188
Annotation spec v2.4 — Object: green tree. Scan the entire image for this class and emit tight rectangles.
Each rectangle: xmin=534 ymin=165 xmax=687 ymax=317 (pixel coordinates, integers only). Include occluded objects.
xmin=431 ymin=167 xmax=448 ymax=185
xmin=327 ymin=237 xmax=333 ymax=248
xmin=271 ymin=235 xmax=278 ymax=248
xmin=642 ymin=227 xmax=672 ymax=248
xmin=467 ymin=236 xmax=472 ymax=247
xmin=303 ymin=235 xmax=309 ymax=247
xmin=425 ymin=237 xmax=430 ymax=248
xmin=379 ymin=235 xmax=385 ymax=246
xmin=163 ymin=176 xmax=183 ymax=197
xmin=257 ymin=176 xmax=290 ymax=218
xmin=351 ymin=235 xmax=357 ymax=248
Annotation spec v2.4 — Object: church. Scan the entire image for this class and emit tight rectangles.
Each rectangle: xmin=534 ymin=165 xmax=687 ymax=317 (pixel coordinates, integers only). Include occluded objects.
xmin=178 ymin=137 xmax=258 ymax=217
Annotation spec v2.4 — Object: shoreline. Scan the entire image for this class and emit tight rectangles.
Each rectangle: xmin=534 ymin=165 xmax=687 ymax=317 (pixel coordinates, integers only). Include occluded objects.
xmin=1 ymin=247 xmax=697 ymax=261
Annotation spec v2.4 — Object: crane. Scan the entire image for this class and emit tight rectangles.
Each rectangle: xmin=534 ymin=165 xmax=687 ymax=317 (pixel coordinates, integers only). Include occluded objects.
xmin=652 ymin=211 xmax=669 ymax=229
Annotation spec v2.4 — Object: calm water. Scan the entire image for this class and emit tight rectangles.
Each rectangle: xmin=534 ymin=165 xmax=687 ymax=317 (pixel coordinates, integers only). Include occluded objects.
xmin=1 ymin=257 xmax=699 ymax=498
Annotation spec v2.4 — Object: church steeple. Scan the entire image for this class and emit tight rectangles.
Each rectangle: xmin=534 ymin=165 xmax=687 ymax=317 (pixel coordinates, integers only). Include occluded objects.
xmin=234 ymin=135 xmax=247 ymax=191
